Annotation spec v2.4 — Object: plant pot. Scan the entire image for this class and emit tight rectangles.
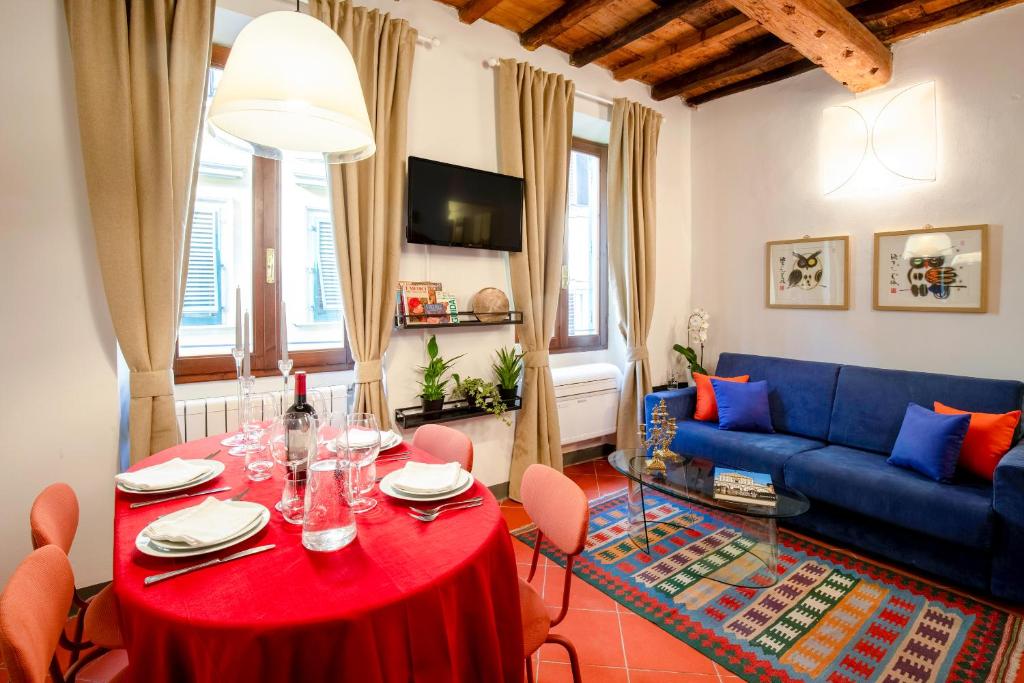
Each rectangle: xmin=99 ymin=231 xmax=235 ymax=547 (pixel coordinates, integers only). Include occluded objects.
xmin=498 ymin=387 xmax=518 ymax=403
xmin=421 ymin=398 xmax=445 ymax=413
xmin=464 ymin=394 xmax=482 ymax=409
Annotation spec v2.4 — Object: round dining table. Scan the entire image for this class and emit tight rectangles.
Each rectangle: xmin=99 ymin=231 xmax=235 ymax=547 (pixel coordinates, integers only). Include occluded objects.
xmin=112 ymin=433 xmax=524 ymax=683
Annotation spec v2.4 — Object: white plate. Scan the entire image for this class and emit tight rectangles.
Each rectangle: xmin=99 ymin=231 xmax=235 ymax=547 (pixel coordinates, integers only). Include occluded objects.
xmin=379 ymin=469 xmax=474 ymax=501
xmin=327 ymin=431 xmax=402 ymax=453
xmin=116 ymin=460 xmax=225 ymax=496
xmin=146 ymin=512 xmax=266 ymax=552
xmin=135 ymin=503 xmax=271 ymax=558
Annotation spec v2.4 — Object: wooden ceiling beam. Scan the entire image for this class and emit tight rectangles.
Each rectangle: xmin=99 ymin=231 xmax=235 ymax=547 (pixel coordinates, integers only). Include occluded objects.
xmin=519 ymin=0 xmax=611 ymax=50
xmin=723 ymin=0 xmax=892 ymax=91
xmin=569 ymin=0 xmax=710 ymax=67
xmin=874 ymin=0 xmax=1024 ymax=41
xmin=458 ymin=0 xmax=507 ymax=24
xmin=612 ymin=14 xmax=756 ymax=81
xmin=650 ymin=34 xmax=794 ymax=99
xmin=685 ymin=59 xmax=819 ymax=103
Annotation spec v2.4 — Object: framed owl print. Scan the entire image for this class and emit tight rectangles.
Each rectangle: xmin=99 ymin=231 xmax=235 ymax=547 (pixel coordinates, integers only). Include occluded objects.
xmin=873 ymin=225 xmax=988 ymax=313
xmin=765 ymin=235 xmax=850 ymax=309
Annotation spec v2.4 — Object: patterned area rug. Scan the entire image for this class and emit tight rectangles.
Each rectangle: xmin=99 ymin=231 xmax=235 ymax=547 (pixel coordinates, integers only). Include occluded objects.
xmin=513 ymin=491 xmax=1024 ymax=683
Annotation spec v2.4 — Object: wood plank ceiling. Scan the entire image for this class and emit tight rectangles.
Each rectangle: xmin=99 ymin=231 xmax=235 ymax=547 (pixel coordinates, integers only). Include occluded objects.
xmin=440 ymin=0 xmax=1023 ymax=104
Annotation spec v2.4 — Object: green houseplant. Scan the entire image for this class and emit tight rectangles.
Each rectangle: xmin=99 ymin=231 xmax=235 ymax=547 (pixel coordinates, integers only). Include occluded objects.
xmin=417 ymin=335 xmax=463 ymax=413
xmin=452 ymin=374 xmax=510 ymax=425
xmin=491 ymin=346 xmax=524 ymax=403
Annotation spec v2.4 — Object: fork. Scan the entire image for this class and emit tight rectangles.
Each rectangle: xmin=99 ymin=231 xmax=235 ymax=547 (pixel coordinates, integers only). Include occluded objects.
xmin=203 ymin=449 xmax=221 ymax=459
xmin=229 ymin=487 xmax=250 ymax=501
xmin=408 ymin=500 xmax=483 ymax=522
xmin=409 ymin=496 xmax=483 ymax=517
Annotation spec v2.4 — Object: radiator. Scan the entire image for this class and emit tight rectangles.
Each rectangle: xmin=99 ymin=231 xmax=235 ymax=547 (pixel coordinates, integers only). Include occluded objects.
xmin=551 ymin=363 xmax=622 ymax=446
xmin=175 ymin=384 xmax=349 ymax=443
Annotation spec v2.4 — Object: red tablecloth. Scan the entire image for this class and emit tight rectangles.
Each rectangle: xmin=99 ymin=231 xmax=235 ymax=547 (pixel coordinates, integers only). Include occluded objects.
xmin=113 ymin=435 xmax=524 ymax=683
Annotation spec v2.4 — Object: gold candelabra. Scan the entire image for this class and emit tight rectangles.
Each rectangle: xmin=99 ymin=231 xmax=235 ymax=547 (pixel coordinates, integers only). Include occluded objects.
xmin=637 ymin=399 xmax=678 ymax=473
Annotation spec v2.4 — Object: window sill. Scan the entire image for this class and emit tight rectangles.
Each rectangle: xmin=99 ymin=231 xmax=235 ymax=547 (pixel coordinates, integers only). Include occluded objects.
xmin=174 ymin=361 xmax=354 ymax=384
xmin=550 ymin=343 xmax=608 ymax=355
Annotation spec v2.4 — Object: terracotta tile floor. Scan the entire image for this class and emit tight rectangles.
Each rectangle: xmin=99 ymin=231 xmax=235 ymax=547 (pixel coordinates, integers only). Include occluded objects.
xmin=501 ymin=459 xmax=740 ymax=682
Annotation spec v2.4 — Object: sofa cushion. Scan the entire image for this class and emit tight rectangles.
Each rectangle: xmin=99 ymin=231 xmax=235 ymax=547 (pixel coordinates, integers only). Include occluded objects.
xmin=713 ymin=379 xmax=774 ymax=433
xmin=672 ymin=419 xmax=824 ymax=480
xmin=887 ymin=403 xmax=970 ymax=482
xmin=828 ymin=365 xmax=1024 ymax=455
xmin=714 ymin=353 xmax=841 ymax=441
xmin=784 ymin=445 xmax=993 ymax=549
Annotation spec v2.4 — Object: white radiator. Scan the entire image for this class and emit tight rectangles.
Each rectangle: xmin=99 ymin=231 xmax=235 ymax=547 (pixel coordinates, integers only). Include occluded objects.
xmin=175 ymin=384 xmax=349 ymax=443
xmin=551 ymin=363 xmax=621 ymax=446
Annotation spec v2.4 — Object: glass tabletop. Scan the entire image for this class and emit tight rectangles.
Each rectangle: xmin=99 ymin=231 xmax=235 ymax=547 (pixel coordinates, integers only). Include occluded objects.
xmin=608 ymin=449 xmax=810 ymax=519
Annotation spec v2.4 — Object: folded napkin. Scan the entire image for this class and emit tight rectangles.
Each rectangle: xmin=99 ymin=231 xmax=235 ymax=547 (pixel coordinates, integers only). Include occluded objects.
xmin=115 ymin=458 xmax=212 ymax=492
xmin=339 ymin=428 xmax=384 ymax=448
xmin=392 ymin=461 xmax=462 ymax=495
xmin=144 ymin=497 xmax=263 ymax=547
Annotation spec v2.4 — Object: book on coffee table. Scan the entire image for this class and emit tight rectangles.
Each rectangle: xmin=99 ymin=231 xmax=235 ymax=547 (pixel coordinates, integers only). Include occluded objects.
xmin=712 ymin=467 xmax=777 ymax=507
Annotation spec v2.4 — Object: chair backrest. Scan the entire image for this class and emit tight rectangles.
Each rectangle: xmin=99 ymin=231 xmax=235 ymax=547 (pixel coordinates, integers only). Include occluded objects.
xmin=520 ymin=464 xmax=589 ymax=557
xmin=412 ymin=424 xmax=474 ymax=472
xmin=30 ymin=484 xmax=79 ymax=553
xmin=0 ymin=545 xmax=75 ymax=683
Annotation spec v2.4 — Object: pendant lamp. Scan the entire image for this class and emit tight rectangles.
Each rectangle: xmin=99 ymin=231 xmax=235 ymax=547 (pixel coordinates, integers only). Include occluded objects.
xmin=208 ymin=10 xmax=374 ymax=163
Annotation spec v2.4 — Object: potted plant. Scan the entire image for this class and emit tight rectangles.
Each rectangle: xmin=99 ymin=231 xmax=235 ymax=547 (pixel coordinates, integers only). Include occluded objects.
xmin=672 ymin=307 xmax=710 ymax=377
xmin=491 ymin=346 xmax=523 ymax=403
xmin=417 ymin=335 xmax=463 ymax=413
xmin=452 ymin=374 xmax=511 ymax=425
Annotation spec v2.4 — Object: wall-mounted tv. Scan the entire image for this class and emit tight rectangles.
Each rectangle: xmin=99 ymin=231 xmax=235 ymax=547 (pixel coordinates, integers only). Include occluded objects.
xmin=406 ymin=156 xmax=524 ymax=252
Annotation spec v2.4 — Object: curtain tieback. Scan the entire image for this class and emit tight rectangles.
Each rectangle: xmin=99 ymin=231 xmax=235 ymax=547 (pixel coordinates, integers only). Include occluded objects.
xmin=354 ymin=359 xmax=383 ymax=383
xmin=523 ymin=350 xmax=550 ymax=369
xmin=626 ymin=346 xmax=650 ymax=362
xmin=130 ymin=369 xmax=174 ymax=399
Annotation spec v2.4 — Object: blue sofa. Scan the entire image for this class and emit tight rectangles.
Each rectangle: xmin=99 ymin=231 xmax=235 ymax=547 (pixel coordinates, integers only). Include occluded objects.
xmin=645 ymin=353 xmax=1024 ymax=601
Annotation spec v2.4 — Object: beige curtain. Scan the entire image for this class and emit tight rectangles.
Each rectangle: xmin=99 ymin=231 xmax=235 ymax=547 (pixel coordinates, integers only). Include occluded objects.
xmin=609 ymin=99 xmax=662 ymax=449
xmin=497 ymin=60 xmax=574 ymax=500
xmin=310 ymin=0 xmax=416 ymax=431
xmin=64 ymin=1 xmax=214 ymax=464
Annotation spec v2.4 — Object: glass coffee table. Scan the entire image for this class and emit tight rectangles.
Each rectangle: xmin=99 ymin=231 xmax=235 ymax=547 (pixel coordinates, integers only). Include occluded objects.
xmin=608 ymin=449 xmax=810 ymax=588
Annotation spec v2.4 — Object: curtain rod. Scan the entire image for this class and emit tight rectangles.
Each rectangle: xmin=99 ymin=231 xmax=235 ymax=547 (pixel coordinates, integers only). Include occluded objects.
xmin=483 ymin=58 xmax=615 ymax=107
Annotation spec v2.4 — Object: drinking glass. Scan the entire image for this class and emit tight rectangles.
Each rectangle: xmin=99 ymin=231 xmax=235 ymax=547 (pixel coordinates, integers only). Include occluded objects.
xmin=302 ymin=439 xmax=357 ymax=552
xmin=233 ymin=390 xmax=280 ymax=458
xmin=317 ymin=410 xmax=347 ymax=449
xmin=268 ymin=413 xmax=316 ymax=524
xmin=339 ymin=413 xmax=380 ymax=514
xmin=229 ymin=377 xmax=257 ymax=456
xmin=245 ymin=422 xmax=275 ymax=482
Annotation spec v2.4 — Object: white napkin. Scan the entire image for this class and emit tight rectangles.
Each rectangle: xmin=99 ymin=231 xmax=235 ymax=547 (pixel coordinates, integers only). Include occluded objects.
xmin=340 ymin=428 xmax=383 ymax=448
xmin=115 ymin=458 xmax=212 ymax=491
xmin=144 ymin=497 xmax=263 ymax=547
xmin=392 ymin=461 xmax=463 ymax=495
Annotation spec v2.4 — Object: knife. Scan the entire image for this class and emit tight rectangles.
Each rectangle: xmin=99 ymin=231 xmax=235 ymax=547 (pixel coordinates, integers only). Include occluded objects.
xmin=129 ymin=486 xmax=232 ymax=509
xmin=144 ymin=544 xmax=276 ymax=586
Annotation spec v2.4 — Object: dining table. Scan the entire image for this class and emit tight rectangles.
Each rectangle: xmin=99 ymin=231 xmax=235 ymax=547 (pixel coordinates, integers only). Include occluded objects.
xmin=112 ymin=433 xmax=524 ymax=683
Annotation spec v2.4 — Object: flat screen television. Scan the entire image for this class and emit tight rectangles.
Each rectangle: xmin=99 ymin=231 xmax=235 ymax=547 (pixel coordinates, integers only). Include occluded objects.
xmin=406 ymin=156 xmax=524 ymax=252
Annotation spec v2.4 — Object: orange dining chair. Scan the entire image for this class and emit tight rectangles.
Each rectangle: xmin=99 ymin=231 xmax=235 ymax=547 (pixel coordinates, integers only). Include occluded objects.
xmin=30 ymin=484 xmax=124 ymax=661
xmin=518 ymin=464 xmax=590 ymax=683
xmin=412 ymin=424 xmax=474 ymax=472
xmin=0 ymin=545 xmax=128 ymax=683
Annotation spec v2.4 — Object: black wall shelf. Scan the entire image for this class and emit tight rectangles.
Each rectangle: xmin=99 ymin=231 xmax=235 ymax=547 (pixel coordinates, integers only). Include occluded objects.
xmin=394 ymin=310 xmax=523 ymax=330
xmin=395 ymin=397 xmax=522 ymax=429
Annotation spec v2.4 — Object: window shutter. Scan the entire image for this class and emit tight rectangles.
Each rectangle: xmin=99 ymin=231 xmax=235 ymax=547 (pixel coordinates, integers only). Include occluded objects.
xmin=316 ymin=219 xmax=342 ymax=313
xmin=183 ymin=206 xmax=222 ymax=321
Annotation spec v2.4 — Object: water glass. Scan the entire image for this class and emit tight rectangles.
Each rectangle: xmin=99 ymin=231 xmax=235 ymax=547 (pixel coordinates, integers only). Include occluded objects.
xmin=245 ymin=426 xmax=274 ymax=482
xmin=268 ymin=414 xmax=316 ymax=524
xmin=340 ymin=413 xmax=381 ymax=514
xmin=302 ymin=445 xmax=357 ymax=552
xmin=317 ymin=410 xmax=347 ymax=448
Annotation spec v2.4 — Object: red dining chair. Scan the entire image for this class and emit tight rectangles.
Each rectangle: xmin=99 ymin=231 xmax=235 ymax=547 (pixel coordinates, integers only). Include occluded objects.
xmin=518 ymin=464 xmax=590 ymax=683
xmin=30 ymin=484 xmax=124 ymax=660
xmin=412 ymin=424 xmax=474 ymax=472
xmin=0 ymin=545 xmax=128 ymax=683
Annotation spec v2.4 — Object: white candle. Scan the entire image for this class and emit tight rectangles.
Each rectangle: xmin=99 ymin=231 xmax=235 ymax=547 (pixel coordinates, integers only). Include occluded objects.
xmin=242 ymin=311 xmax=250 ymax=377
xmin=280 ymin=302 xmax=289 ymax=364
xmin=234 ymin=286 xmax=242 ymax=351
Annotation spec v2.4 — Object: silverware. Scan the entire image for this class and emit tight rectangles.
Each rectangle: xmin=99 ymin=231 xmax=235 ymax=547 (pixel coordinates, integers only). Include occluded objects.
xmin=380 ymin=450 xmax=410 ymax=458
xmin=409 ymin=500 xmax=483 ymax=522
xmin=144 ymin=544 xmax=276 ymax=586
xmin=229 ymin=486 xmax=250 ymax=502
xmin=130 ymin=486 xmax=232 ymax=509
xmin=203 ymin=450 xmax=221 ymax=460
xmin=377 ymin=454 xmax=410 ymax=463
xmin=409 ymin=497 xmax=483 ymax=517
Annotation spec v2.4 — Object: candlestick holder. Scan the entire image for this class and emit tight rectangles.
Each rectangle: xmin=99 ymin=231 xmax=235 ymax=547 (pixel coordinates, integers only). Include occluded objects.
xmin=638 ymin=399 xmax=679 ymax=474
xmin=229 ymin=375 xmax=257 ymax=457
xmin=278 ymin=358 xmax=293 ymax=412
xmin=221 ymin=348 xmax=247 ymax=447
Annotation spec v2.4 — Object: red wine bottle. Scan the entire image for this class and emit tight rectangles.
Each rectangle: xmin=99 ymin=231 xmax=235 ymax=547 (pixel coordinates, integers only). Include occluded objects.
xmin=285 ymin=371 xmax=318 ymax=480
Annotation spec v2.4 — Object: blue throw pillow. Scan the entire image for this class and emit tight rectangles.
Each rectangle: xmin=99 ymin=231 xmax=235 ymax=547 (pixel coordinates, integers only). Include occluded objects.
xmin=711 ymin=379 xmax=774 ymax=433
xmin=887 ymin=403 xmax=971 ymax=482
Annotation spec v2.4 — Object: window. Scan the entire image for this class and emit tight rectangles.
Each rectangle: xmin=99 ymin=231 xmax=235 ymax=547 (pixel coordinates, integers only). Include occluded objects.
xmin=175 ymin=47 xmax=352 ymax=382
xmin=551 ymin=138 xmax=608 ymax=352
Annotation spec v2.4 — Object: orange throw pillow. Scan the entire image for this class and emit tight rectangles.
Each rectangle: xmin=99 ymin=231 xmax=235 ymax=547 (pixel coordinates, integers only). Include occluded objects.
xmin=934 ymin=401 xmax=1021 ymax=480
xmin=693 ymin=373 xmax=750 ymax=422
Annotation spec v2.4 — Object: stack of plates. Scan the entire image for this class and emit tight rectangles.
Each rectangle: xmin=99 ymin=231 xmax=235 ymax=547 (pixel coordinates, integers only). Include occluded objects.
xmin=135 ymin=498 xmax=270 ymax=558
xmin=379 ymin=463 xmax=474 ymax=502
xmin=328 ymin=430 xmax=402 ymax=453
xmin=115 ymin=458 xmax=225 ymax=496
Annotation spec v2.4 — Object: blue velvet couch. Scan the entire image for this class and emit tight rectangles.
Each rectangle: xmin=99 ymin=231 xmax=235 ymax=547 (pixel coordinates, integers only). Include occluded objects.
xmin=645 ymin=353 xmax=1024 ymax=601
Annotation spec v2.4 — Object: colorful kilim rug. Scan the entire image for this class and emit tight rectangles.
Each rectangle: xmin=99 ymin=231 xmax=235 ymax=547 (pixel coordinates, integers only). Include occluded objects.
xmin=512 ymin=491 xmax=1024 ymax=683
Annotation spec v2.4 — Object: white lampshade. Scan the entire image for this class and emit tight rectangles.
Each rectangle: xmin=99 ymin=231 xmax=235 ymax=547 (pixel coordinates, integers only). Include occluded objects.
xmin=901 ymin=232 xmax=953 ymax=259
xmin=208 ymin=11 xmax=374 ymax=164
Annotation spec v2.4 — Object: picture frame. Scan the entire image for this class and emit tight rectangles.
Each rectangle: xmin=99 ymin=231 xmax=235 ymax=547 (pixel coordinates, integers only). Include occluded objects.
xmin=873 ymin=225 xmax=988 ymax=313
xmin=765 ymin=235 xmax=850 ymax=310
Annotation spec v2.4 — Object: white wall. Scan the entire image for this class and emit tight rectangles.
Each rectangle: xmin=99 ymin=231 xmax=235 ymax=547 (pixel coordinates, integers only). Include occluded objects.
xmin=691 ymin=5 xmax=1024 ymax=381
xmin=0 ymin=0 xmax=119 ymax=586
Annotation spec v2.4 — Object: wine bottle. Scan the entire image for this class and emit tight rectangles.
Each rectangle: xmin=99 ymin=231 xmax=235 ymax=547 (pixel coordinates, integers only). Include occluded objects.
xmin=285 ymin=371 xmax=318 ymax=480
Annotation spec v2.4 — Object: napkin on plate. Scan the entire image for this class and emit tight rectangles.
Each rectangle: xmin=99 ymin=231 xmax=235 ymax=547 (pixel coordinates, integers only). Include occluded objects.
xmin=144 ymin=497 xmax=263 ymax=547
xmin=340 ymin=428 xmax=385 ymax=448
xmin=115 ymin=458 xmax=212 ymax=491
xmin=392 ymin=461 xmax=463 ymax=495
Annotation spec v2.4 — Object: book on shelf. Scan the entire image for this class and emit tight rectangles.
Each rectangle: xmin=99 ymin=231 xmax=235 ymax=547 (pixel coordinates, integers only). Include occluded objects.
xmin=712 ymin=467 xmax=777 ymax=507
xmin=398 ymin=281 xmax=442 ymax=325
xmin=437 ymin=292 xmax=459 ymax=324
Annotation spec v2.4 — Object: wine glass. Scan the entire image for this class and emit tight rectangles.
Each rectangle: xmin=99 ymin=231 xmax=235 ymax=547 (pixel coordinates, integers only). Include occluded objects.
xmin=268 ymin=413 xmax=316 ymax=524
xmin=317 ymin=410 xmax=347 ymax=449
xmin=231 ymin=391 xmax=280 ymax=457
xmin=339 ymin=413 xmax=381 ymax=514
